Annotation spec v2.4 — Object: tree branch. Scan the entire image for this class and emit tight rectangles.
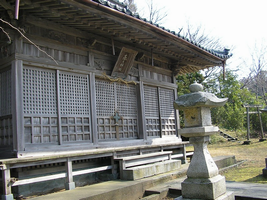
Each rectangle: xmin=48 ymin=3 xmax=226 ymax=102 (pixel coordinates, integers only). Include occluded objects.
xmin=0 ymin=18 xmax=58 ymax=65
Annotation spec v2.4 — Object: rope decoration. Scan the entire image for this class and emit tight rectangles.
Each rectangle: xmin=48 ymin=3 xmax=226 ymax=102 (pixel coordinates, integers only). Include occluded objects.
xmin=101 ymin=73 xmax=137 ymax=85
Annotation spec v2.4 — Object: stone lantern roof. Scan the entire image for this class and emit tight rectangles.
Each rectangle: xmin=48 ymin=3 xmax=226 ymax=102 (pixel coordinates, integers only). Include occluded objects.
xmin=174 ymin=82 xmax=228 ymax=109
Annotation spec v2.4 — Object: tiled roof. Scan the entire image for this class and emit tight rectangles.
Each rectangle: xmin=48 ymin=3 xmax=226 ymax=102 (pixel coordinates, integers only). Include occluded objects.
xmin=93 ymin=0 xmax=232 ymax=59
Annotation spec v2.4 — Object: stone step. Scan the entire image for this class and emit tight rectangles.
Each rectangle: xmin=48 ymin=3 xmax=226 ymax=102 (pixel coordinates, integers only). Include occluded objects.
xmin=214 ymin=155 xmax=237 ymax=170
xmin=219 ymin=131 xmax=237 ymax=141
xmin=145 ymin=186 xmax=169 ymax=199
xmin=140 ymin=194 xmax=161 ymax=200
xmin=144 ymin=177 xmax=185 ymax=199
xmin=122 ymin=160 xmax=181 ymax=180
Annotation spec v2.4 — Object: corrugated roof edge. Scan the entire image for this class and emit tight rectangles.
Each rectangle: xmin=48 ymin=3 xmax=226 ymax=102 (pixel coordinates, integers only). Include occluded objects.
xmin=92 ymin=0 xmax=232 ymax=60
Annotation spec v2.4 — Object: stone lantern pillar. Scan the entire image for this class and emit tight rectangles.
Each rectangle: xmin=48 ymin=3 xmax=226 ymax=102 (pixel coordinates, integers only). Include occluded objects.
xmin=174 ymin=82 xmax=234 ymax=200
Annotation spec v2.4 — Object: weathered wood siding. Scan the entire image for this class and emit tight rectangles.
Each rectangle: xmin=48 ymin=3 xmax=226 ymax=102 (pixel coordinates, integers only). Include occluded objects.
xmin=0 ymin=68 xmax=13 ymax=146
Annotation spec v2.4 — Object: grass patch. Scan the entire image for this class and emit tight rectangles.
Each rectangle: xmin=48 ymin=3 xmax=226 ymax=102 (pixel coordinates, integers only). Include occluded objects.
xmin=222 ymin=166 xmax=266 ymax=183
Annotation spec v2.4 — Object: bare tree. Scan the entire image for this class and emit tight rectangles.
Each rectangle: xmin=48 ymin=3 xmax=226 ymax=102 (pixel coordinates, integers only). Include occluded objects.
xmin=123 ymin=0 xmax=137 ymax=13
xmin=179 ymin=22 xmax=231 ymax=79
xmin=131 ymin=0 xmax=167 ymax=25
xmin=145 ymin=0 xmax=167 ymax=24
xmin=181 ymin=22 xmax=223 ymax=50
xmin=240 ymin=41 xmax=267 ymax=103
xmin=0 ymin=18 xmax=58 ymax=64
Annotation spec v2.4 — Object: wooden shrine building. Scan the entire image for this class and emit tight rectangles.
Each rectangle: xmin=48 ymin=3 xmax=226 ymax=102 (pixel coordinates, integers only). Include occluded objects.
xmin=0 ymin=0 xmax=231 ymax=198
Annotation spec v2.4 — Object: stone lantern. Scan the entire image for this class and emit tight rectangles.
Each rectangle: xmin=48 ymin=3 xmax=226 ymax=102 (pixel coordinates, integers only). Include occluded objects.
xmin=174 ymin=82 xmax=234 ymax=200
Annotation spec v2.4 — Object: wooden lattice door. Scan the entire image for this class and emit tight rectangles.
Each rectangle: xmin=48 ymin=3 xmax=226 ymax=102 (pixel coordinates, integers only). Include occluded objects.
xmin=95 ymin=79 xmax=138 ymax=140
xmin=23 ymin=66 xmax=58 ymax=144
xmin=58 ymin=71 xmax=91 ymax=142
xmin=144 ymin=85 xmax=176 ymax=137
xmin=23 ymin=67 xmax=92 ymax=144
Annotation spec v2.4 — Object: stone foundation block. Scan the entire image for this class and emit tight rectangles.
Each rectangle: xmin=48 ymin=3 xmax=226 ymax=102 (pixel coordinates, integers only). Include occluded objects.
xmin=122 ymin=160 xmax=181 ymax=180
xmin=181 ymin=175 xmax=226 ymax=199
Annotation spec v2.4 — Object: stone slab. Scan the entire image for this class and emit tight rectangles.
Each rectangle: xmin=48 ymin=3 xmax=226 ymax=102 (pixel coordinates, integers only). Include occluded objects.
xmin=178 ymin=126 xmax=219 ymax=137
xmin=122 ymin=160 xmax=181 ymax=180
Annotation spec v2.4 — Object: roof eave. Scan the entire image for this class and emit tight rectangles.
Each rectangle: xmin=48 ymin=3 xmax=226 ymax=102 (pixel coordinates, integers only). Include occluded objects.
xmin=75 ymin=0 xmax=228 ymax=63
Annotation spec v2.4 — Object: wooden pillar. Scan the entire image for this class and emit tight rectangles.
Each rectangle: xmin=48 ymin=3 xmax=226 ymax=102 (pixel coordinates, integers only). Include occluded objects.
xmin=157 ymin=87 xmax=162 ymax=138
xmin=56 ymin=70 xmax=63 ymax=145
xmin=1 ymin=165 xmax=14 ymax=200
xmin=65 ymin=158 xmax=75 ymax=190
xmin=182 ymin=144 xmax=187 ymax=164
xmin=111 ymin=154 xmax=117 ymax=178
xmin=90 ymin=73 xmax=98 ymax=145
xmin=246 ymin=107 xmax=250 ymax=141
xmin=137 ymin=81 xmax=146 ymax=140
xmin=11 ymin=60 xmax=24 ymax=153
xmin=257 ymin=107 xmax=265 ymax=140
xmin=173 ymin=82 xmax=180 ymax=138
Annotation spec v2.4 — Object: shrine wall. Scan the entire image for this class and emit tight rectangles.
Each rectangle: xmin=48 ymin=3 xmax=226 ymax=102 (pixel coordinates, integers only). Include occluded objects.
xmin=0 ymin=22 xmax=180 ymax=155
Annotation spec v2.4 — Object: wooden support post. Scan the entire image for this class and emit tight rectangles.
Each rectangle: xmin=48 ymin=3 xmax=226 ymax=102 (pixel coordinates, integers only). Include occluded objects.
xmin=90 ymin=73 xmax=98 ymax=145
xmin=137 ymin=80 xmax=146 ymax=140
xmin=111 ymin=156 xmax=116 ymax=178
xmin=12 ymin=60 xmax=24 ymax=153
xmin=118 ymin=160 xmax=125 ymax=179
xmin=258 ymin=108 xmax=266 ymax=141
xmin=56 ymin=70 xmax=63 ymax=145
xmin=1 ymin=165 xmax=14 ymax=200
xmin=139 ymin=149 xmax=143 ymax=155
xmin=182 ymin=144 xmax=187 ymax=164
xmin=246 ymin=107 xmax=250 ymax=141
xmin=157 ymin=87 xmax=162 ymax=138
xmin=65 ymin=158 xmax=75 ymax=190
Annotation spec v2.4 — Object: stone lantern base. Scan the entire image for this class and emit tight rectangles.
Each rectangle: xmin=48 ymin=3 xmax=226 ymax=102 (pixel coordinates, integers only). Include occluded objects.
xmin=178 ymin=175 xmax=234 ymax=200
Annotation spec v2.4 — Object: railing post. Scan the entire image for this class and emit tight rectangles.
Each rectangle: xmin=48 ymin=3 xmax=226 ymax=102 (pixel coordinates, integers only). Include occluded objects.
xmin=1 ymin=165 xmax=14 ymax=200
xmin=65 ymin=158 xmax=75 ymax=190
xmin=111 ymin=155 xmax=117 ymax=178
xmin=182 ymin=144 xmax=187 ymax=164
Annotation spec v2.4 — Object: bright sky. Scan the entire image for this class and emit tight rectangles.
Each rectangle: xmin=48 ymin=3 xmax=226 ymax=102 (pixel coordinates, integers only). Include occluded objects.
xmin=134 ymin=0 xmax=267 ymax=79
